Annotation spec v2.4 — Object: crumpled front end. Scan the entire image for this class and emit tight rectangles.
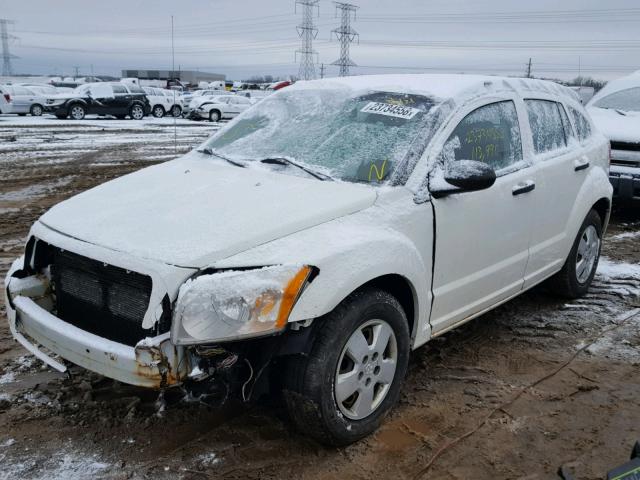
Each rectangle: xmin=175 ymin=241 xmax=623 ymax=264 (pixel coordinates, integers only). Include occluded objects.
xmin=5 ymin=259 xmax=189 ymax=389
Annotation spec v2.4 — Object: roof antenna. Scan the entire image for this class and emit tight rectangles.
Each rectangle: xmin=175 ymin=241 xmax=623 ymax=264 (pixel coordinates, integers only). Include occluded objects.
xmin=171 ymin=15 xmax=177 ymax=155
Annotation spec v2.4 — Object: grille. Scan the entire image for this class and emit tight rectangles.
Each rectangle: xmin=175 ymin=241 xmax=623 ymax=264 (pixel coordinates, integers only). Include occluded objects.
xmin=611 ymin=141 xmax=640 ymax=152
xmin=51 ymin=248 xmax=155 ymax=346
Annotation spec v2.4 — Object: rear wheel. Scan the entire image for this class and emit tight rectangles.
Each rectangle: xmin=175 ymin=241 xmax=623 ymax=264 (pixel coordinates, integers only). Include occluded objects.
xmin=69 ymin=104 xmax=86 ymax=120
xmin=549 ymin=209 xmax=602 ymax=298
xmin=171 ymin=105 xmax=182 ymax=117
xmin=283 ymin=288 xmax=410 ymax=446
xmin=152 ymin=105 xmax=165 ymax=118
xmin=129 ymin=104 xmax=145 ymax=120
xmin=30 ymin=104 xmax=44 ymax=116
xmin=209 ymin=109 xmax=221 ymax=122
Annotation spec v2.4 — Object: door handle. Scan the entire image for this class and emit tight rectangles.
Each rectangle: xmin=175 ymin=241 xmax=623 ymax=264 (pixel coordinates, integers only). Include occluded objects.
xmin=574 ymin=158 xmax=590 ymax=171
xmin=512 ymin=180 xmax=536 ymax=196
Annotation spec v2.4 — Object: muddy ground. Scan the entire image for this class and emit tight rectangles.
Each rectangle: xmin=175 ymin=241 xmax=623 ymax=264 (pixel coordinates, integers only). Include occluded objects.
xmin=0 ymin=115 xmax=639 ymax=480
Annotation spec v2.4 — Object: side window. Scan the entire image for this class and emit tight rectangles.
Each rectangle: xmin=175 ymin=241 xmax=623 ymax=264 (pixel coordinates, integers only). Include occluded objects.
xmin=569 ymin=106 xmax=593 ymax=141
xmin=525 ymin=99 xmax=567 ymax=154
xmin=557 ymin=104 xmax=575 ymax=140
xmin=112 ymin=84 xmax=127 ymax=94
xmin=444 ymin=100 xmax=523 ymax=172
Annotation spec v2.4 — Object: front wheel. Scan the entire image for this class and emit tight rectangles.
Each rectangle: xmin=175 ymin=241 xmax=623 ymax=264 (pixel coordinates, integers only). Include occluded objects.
xmin=152 ymin=105 xmax=165 ymax=118
xmin=129 ymin=104 xmax=145 ymax=120
xmin=548 ymin=209 xmax=602 ymax=298
xmin=283 ymin=288 xmax=410 ymax=446
xmin=209 ymin=109 xmax=221 ymax=122
xmin=171 ymin=105 xmax=182 ymax=117
xmin=69 ymin=104 xmax=86 ymax=120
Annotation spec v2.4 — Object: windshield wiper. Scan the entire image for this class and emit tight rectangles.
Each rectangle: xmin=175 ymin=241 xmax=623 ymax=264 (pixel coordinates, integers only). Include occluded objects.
xmin=257 ymin=157 xmax=334 ymax=181
xmin=614 ymin=109 xmax=628 ymax=116
xmin=197 ymin=147 xmax=246 ymax=168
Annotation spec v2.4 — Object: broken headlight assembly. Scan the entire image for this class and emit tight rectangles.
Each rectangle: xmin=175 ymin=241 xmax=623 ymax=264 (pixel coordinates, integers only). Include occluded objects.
xmin=171 ymin=265 xmax=312 ymax=345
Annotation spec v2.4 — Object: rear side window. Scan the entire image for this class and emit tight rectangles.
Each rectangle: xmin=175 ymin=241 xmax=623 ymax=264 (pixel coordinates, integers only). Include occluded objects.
xmin=569 ymin=106 xmax=593 ymax=141
xmin=444 ymin=100 xmax=523 ymax=172
xmin=525 ymin=100 xmax=567 ymax=154
xmin=128 ymin=85 xmax=144 ymax=94
xmin=112 ymin=84 xmax=127 ymax=94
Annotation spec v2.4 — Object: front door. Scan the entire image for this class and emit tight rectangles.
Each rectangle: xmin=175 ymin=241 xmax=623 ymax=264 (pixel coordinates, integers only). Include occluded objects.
xmin=429 ymin=99 xmax=538 ymax=334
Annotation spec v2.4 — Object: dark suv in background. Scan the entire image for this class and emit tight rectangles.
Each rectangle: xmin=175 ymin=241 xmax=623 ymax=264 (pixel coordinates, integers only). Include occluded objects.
xmin=44 ymin=82 xmax=151 ymax=120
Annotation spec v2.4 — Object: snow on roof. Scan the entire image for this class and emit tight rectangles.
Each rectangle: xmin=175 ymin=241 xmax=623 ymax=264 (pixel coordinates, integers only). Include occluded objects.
xmin=588 ymin=72 xmax=640 ymax=107
xmin=290 ymin=74 xmax=578 ymax=104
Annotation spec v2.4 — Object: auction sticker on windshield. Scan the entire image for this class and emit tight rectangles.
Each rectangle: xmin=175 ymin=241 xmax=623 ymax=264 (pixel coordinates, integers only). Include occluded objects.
xmin=361 ymin=102 xmax=420 ymax=120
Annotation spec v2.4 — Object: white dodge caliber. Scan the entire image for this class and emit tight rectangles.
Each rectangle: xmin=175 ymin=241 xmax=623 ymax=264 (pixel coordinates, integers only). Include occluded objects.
xmin=4 ymin=75 xmax=612 ymax=445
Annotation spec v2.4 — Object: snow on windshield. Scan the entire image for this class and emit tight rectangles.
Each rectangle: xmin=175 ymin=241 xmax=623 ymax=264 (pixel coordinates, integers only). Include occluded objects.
xmin=593 ymin=87 xmax=640 ymax=112
xmin=204 ymin=88 xmax=441 ymax=185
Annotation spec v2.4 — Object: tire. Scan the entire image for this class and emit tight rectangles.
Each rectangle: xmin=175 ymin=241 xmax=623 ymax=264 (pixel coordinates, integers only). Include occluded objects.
xmin=129 ymin=104 xmax=145 ymax=120
xmin=171 ymin=105 xmax=182 ymax=117
xmin=152 ymin=105 xmax=165 ymax=118
xmin=209 ymin=109 xmax=221 ymax=122
xmin=30 ymin=104 xmax=44 ymax=116
xmin=283 ymin=288 xmax=410 ymax=446
xmin=69 ymin=104 xmax=85 ymax=120
xmin=548 ymin=209 xmax=602 ymax=298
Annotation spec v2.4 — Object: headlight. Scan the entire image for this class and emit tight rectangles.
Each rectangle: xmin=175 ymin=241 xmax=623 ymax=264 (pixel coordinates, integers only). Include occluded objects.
xmin=171 ymin=265 xmax=312 ymax=344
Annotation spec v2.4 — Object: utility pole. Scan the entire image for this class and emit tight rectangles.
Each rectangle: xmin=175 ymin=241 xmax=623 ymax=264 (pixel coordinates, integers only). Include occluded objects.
xmin=320 ymin=63 xmax=325 ymax=79
xmin=331 ymin=2 xmax=359 ymax=77
xmin=526 ymin=58 xmax=532 ymax=78
xmin=1 ymin=19 xmax=17 ymax=77
xmin=295 ymin=0 xmax=319 ymax=81
xmin=73 ymin=65 xmax=80 ymax=78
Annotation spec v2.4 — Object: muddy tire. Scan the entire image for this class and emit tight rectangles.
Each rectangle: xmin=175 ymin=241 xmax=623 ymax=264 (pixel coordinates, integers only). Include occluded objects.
xmin=548 ymin=209 xmax=602 ymax=299
xmin=152 ymin=105 xmax=165 ymax=118
xmin=30 ymin=104 xmax=44 ymax=116
xmin=283 ymin=288 xmax=410 ymax=446
xmin=209 ymin=109 xmax=221 ymax=122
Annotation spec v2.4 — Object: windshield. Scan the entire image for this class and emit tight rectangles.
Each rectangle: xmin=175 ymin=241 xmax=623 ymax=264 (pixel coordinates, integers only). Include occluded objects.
xmin=203 ymin=87 xmax=440 ymax=184
xmin=593 ymin=87 xmax=640 ymax=112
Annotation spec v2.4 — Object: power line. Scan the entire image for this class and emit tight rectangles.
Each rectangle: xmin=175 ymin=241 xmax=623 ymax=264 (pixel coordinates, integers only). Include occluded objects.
xmin=331 ymin=2 xmax=358 ymax=77
xmin=295 ymin=0 xmax=319 ymax=80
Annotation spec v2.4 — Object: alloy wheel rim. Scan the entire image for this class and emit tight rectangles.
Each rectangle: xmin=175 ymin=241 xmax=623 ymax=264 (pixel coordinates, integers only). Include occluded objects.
xmin=132 ymin=106 xmax=143 ymax=119
xmin=576 ymin=224 xmax=600 ymax=284
xmin=32 ymin=106 xmax=42 ymax=116
xmin=71 ymin=106 xmax=84 ymax=119
xmin=334 ymin=319 xmax=398 ymax=420
xmin=154 ymin=107 xmax=163 ymax=117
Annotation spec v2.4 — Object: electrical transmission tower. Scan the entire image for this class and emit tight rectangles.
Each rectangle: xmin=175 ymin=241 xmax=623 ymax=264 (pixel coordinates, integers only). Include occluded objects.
xmin=331 ymin=2 xmax=358 ymax=77
xmin=1 ymin=19 xmax=17 ymax=77
xmin=295 ymin=0 xmax=319 ymax=81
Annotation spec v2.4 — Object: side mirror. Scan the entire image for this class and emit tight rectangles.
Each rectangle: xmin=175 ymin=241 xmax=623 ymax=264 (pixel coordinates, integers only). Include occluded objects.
xmin=430 ymin=160 xmax=496 ymax=198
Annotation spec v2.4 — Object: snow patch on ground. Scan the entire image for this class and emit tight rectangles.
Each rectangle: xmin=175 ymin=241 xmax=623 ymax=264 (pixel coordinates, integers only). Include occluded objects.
xmin=0 ymin=372 xmax=16 ymax=384
xmin=609 ymin=230 xmax=640 ymax=242
xmin=0 ymin=177 xmax=74 ymax=202
xmin=597 ymin=257 xmax=640 ymax=281
xmin=0 ymin=449 xmax=110 ymax=480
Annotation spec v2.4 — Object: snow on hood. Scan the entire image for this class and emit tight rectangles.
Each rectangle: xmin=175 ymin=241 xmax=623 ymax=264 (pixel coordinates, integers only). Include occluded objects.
xmin=588 ymin=106 xmax=640 ymax=143
xmin=38 ymin=152 xmax=376 ymax=268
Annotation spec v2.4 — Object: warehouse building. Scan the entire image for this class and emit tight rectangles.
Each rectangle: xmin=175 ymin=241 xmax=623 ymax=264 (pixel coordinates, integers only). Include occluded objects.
xmin=121 ymin=69 xmax=225 ymax=85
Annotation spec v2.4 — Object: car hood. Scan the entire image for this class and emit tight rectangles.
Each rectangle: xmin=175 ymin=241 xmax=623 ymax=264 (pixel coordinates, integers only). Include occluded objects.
xmin=588 ymin=107 xmax=640 ymax=143
xmin=39 ymin=153 xmax=377 ymax=268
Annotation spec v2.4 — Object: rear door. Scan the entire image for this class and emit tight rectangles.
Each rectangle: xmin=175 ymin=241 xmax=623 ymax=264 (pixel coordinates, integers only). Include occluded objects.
xmin=522 ymin=99 xmax=591 ymax=288
xmin=10 ymin=86 xmax=32 ymax=113
xmin=111 ymin=84 xmax=131 ymax=114
xmin=429 ymin=97 xmax=539 ymax=333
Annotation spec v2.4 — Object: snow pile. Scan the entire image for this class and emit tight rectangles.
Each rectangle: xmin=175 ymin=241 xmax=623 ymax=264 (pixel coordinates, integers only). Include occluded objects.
xmin=0 ymin=448 xmax=109 ymax=480
xmin=596 ymin=257 xmax=640 ymax=282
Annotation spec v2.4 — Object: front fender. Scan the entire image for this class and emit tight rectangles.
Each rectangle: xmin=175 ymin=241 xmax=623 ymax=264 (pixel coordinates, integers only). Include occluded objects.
xmin=213 ymin=201 xmax=434 ymax=347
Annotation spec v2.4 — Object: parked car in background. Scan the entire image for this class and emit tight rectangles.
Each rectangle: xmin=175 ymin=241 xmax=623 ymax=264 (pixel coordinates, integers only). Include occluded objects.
xmin=0 ymin=85 xmax=12 ymax=114
xmin=44 ymin=82 xmax=150 ymax=120
xmin=181 ymin=89 xmax=227 ymax=113
xmin=5 ymin=74 xmax=612 ymax=446
xmin=18 ymin=83 xmax=60 ymax=97
xmin=162 ymin=89 xmax=183 ymax=117
xmin=0 ymin=85 xmax=47 ymax=116
xmin=587 ymin=71 xmax=640 ymax=203
xmin=189 ymin=94 xmax=251 ymax=121
xmin=142 ymin=86 xmax=177 ymax=118
xmin=568 ymin=86 xmax=595 ymax=105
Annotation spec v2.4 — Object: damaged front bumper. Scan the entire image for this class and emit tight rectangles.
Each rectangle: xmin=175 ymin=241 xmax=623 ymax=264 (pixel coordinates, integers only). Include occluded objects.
xmin=5 ymin=264 xmax=189 ymax=389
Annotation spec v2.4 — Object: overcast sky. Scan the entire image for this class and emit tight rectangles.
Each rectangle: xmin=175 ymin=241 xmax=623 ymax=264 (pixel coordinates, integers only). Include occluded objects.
xmin=3 ymin=0 xmax=639 ymax=81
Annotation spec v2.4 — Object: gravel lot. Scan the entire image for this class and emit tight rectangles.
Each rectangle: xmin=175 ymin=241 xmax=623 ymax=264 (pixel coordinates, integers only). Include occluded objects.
xmin=0 ymin=115 xmax=639 ymax=480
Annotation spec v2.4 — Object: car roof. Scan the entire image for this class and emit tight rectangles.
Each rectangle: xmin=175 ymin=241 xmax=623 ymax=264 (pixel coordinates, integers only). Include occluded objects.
xmin=290 ymin=74 xmax=579 ymax=104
